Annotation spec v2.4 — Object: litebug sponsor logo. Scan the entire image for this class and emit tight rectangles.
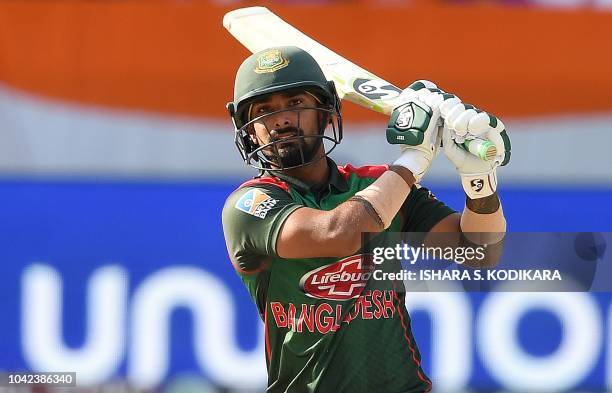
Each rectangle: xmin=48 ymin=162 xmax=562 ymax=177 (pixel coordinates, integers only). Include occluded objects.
xmin=299 ymin=254 xmax=374 ymax=300
xmin=234 ymin=189 xmax=277 ymax=219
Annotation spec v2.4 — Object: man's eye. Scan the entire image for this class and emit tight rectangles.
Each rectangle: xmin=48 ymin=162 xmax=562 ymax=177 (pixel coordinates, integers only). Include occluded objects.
xmin=256 ymin=106 xmax=271 ymax=114
xmin=289 ymin=98 xmax=303 ymax=106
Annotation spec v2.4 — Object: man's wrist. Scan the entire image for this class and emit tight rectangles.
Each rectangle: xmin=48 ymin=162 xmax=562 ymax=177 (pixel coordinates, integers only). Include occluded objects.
xmin=466 ymin=192 xmax=501 ymax=214
xmin=392 ymin=149 xmax=430 ymax=183
xmin=389 ymin=165 xmax=416 ymax=187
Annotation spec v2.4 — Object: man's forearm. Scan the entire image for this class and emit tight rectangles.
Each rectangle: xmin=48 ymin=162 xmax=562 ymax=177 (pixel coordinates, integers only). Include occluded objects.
xmin=332 ymin=167 xmax=415 ymax=255
xmin=351 ymin=167 xmax=414 ymax=230
xmin=346 ymin=167 xmax=415 ymax=230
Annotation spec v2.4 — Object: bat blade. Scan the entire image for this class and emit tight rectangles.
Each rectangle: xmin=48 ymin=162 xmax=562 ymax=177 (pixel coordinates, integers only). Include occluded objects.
xmin=223 ymin=6 xmax=403 ymax=115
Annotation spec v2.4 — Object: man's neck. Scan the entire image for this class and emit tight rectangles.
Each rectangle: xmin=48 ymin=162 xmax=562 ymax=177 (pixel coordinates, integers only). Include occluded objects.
xmin=283 ymin=156 xmax=330 ymax=187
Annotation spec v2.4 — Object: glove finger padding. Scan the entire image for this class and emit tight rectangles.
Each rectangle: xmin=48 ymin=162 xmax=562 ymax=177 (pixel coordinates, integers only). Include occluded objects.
xmin=496 ymin=119 xmax=512 ymax=166
xmin=443 ymin=103 xmax=511 ymax=167
xmin=451 ymin=108 xmax=478 ymax=136
xmin=408 ymin=80 xmax=438 ymax=91
xmin=442 ymin=124 xmax=467 ymax=168
xmin=440 ymin=98 xmax=462 ymax=119
xmin=466 ymin=112 xmax=492 ymax=136
xmin=484 ymin=116 xmax=511 ymax=166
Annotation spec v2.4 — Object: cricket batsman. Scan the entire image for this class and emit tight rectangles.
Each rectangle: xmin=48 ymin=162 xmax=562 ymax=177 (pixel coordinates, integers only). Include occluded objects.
xmin=222 ymin=46 xmax=510 ymax=393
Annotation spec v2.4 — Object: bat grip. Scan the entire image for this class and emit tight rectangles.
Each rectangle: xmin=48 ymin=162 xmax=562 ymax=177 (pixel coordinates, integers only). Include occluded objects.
xmin=461 ymin=138 xmax=497 ymax=161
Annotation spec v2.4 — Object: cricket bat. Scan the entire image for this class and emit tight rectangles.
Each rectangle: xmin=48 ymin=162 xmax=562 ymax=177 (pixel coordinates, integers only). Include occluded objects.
xmin=223 ymin=6 xmax=496 ymax=161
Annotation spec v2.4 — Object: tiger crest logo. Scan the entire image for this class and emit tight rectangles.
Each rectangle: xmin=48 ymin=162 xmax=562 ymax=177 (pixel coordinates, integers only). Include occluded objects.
xmin=254 ymin=49 xmax=290 ymax=74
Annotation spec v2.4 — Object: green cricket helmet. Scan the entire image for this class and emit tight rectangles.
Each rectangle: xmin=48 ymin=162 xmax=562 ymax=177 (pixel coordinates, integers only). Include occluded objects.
xmin=227 ymin=46 xmax=342 ymax=171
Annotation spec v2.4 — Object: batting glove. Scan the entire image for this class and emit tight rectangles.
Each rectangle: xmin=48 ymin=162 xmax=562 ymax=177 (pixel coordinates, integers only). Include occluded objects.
xmin=386 ymin=80 xmax=445 ymax=183
xmin=440 ymin=98 xmax=511 ymax=199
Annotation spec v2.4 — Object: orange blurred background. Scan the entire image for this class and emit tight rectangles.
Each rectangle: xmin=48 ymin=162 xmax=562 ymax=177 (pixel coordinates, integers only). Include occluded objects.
xmin=1 ymin=1 xmax=611 ymax=121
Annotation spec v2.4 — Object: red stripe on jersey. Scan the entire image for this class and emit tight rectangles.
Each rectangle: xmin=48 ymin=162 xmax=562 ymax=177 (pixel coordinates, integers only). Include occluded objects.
xmin=264 ymin=305 xmax=272 ymax=365
xmin=337 ymin=164 xmax=389 ymax=180
xmin=240 ymin=177 xmax=290 ymax=193
xmin=393 ymin=292 xmax=433 ymax=392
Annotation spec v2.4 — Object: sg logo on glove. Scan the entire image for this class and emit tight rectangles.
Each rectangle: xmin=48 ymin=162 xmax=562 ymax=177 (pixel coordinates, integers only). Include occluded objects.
xmin=395 ymin=105 xmax=415 ymax=130
xmin=386 ymin=101 xmax=432 ymax=146
xmin=470 ymin=179 xmax=485 ymax=193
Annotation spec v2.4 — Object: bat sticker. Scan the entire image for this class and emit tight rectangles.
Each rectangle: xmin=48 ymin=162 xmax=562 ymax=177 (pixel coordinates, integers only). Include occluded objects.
xmin=353 ymin=78 xmax=402 ymax=100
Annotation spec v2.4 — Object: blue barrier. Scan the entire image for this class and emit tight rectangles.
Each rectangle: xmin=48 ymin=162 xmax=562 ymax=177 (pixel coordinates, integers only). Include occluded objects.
xmin=0 ymin=180 xmax=610 ymax=390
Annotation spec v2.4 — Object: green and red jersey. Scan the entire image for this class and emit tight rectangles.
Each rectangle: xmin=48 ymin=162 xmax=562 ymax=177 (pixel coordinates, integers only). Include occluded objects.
xmin=222 ymin=159 xmax=455 ymax=393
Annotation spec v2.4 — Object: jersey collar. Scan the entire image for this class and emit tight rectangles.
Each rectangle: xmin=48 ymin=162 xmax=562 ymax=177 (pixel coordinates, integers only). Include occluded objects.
xmin=269 ymin=158 xmax=349 ymax=195
xmin=326 ymin=158 xmax=349 ymax=193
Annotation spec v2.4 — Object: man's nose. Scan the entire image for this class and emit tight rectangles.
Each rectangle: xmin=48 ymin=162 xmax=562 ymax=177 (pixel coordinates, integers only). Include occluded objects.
xmin=271 ymin=111 xmax=296 ymax=129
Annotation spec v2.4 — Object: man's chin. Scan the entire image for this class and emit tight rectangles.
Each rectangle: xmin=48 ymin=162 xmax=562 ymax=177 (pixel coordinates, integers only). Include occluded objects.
xmin=263 ymin=142 xmax=318 ymax=168
xmin=264 ymin=150 xmax=308 ymax=168
xmin=278 ymin=154 xmax=306 ymax=168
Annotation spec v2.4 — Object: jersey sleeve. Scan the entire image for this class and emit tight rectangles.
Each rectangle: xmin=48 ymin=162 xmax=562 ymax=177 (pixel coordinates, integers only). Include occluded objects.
xmin=222 ymin=185 xmax=302 ymax=273
xmin=401 ymin=185 xmax=456 ymax=232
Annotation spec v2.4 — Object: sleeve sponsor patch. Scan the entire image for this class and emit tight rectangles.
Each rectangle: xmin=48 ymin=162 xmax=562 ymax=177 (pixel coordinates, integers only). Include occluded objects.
xmin=234 ymin=189 xmax=278 ymax=219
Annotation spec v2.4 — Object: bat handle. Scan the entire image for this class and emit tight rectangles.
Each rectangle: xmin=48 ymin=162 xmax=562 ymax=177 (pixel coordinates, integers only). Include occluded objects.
xmin=461 ymin=139 xmax=497 ymax=161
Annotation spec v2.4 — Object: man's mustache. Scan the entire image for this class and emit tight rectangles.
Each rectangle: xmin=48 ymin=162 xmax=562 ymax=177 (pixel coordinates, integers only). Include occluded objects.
xmin=269 ymin=127 xmax=304 ymax=141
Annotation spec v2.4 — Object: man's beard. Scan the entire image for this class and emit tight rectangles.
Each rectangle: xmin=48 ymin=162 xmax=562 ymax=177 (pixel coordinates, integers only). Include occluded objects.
xmin=264 ymin=126 xmax=322 ymax=168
